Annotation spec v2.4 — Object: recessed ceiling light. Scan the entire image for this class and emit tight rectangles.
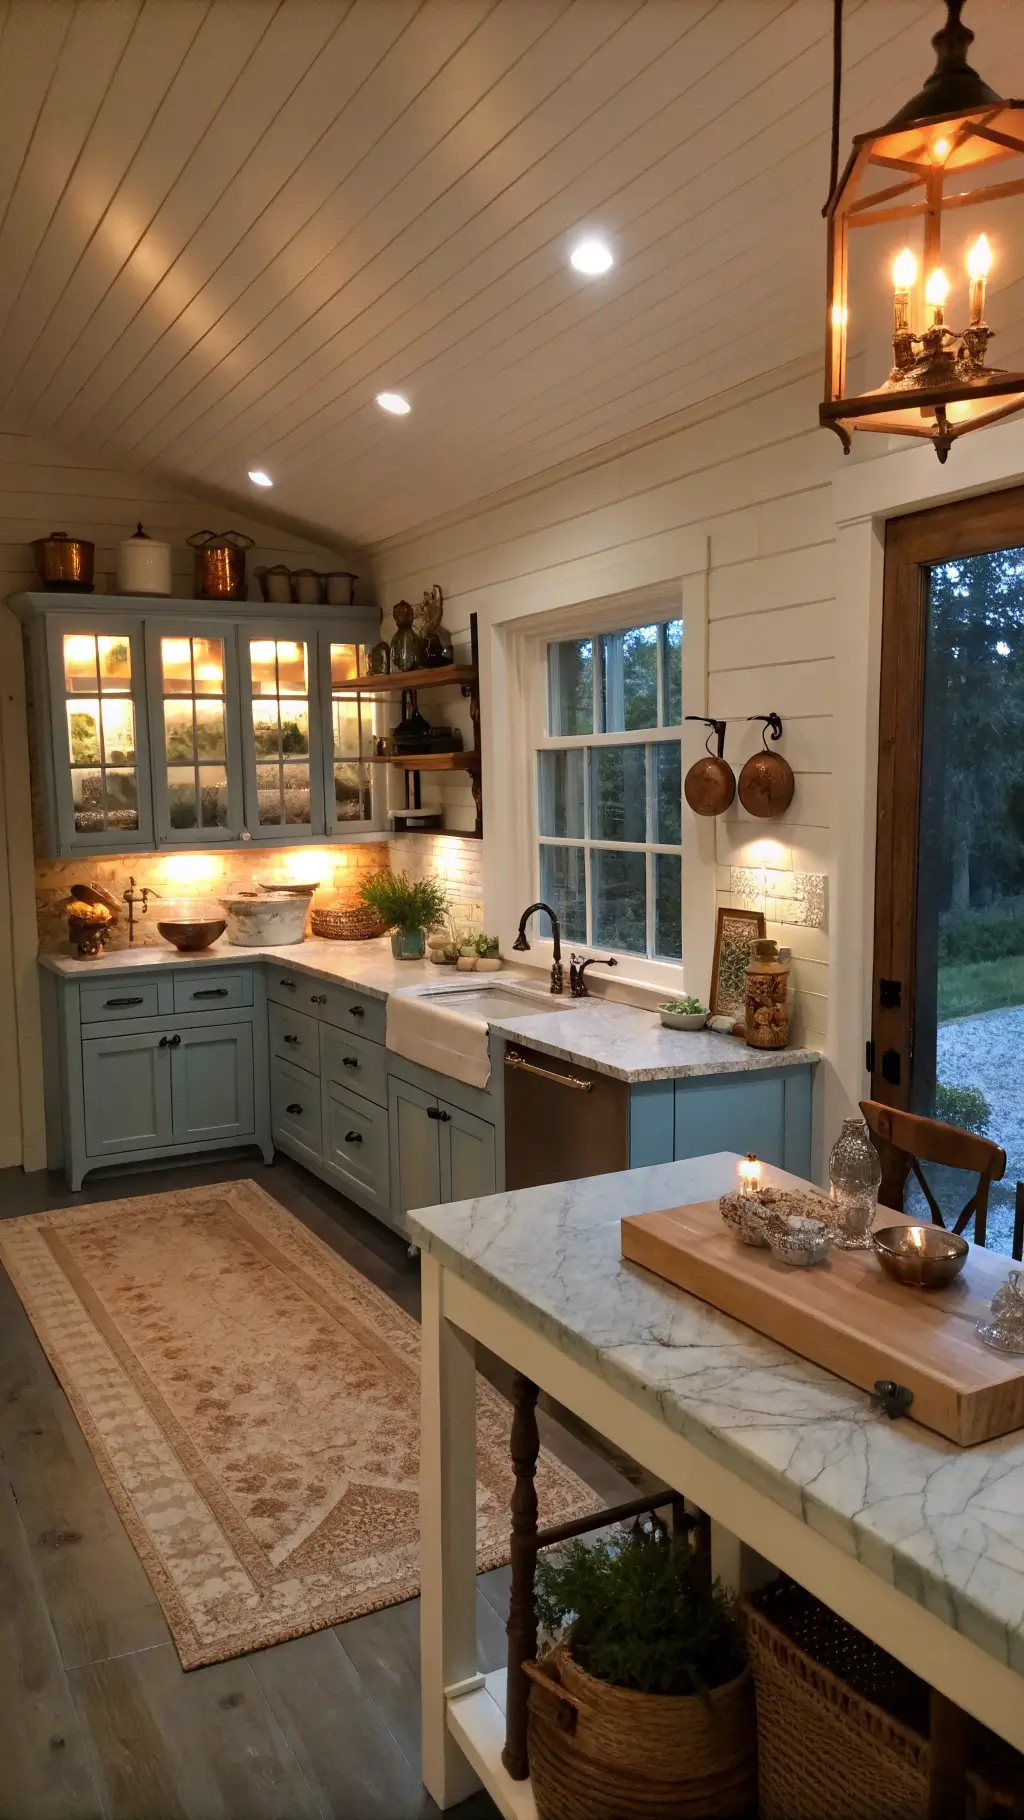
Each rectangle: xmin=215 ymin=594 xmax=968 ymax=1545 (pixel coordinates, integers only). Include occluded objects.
xmin=570 ymin=237 xmax=614 ymax=275
xmin=376 ymin=391 xmax=411 ymax=415
xmin=248 ymin=468 xmax=273 ymax=487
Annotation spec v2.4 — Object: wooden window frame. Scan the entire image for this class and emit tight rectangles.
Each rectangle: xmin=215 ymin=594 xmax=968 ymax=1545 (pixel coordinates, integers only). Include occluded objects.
xmin=873 ymin=483 xmax=1024 ymax=1113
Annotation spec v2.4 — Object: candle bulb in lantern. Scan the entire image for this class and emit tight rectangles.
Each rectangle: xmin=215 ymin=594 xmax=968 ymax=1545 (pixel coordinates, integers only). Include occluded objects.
xmin=738 ymin=1154 xmax=762 ymax=1197
xmin=967 ymin=234 xmax=991 ymax=327
xmin=925 ymin=267 xmax=949 ymax=328
xmin=892 ymin=247 xmax=916 ymax=336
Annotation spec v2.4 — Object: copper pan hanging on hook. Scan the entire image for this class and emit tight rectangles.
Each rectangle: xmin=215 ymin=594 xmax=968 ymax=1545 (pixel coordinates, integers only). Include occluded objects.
xmin=738 ymin=714 xmax=794 ymax=819
xmin=684 ymin=718 xmax=735 ymax=816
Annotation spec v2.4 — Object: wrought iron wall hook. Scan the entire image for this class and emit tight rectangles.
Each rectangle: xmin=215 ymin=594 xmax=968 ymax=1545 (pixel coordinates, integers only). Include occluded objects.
xmin=685 ymin=714 xmax=727 ymax=758
xmin=748 ymin=713 xmax=784 ymax=750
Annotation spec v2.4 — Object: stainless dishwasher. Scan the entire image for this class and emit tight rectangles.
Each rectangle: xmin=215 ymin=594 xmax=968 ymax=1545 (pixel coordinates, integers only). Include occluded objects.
xmin=503 ymin=1042 xmax=629 ymax=1190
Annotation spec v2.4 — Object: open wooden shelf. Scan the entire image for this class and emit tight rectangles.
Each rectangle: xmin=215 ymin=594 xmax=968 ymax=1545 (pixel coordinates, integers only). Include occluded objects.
xmin=368 ymin=750 xmax=480 ymax=772
xmin=333 ymin=663 xmax=477 ymax=695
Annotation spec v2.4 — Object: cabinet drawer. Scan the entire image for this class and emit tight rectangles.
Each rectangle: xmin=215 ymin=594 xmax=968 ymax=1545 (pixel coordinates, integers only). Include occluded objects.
xmin=269 ymin=1001 xmax=320 ymax=1073
xmin=80 ymin=978 xmax=162 ymax=1023
xmin=172 ymin=968 xmax=252 ymax=1013
xmin=270 ymin=1055 xmax=322 ymax=1161
xmin=323 ymin=1080 xmax=389 ymax=1213
xmin=321 ymin=1023 xmax=387 ymax=1105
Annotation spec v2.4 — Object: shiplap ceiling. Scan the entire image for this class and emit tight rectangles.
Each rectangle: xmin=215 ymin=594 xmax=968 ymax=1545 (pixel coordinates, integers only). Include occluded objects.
xmin=1 ymin=0 xmax=1022 ymax=549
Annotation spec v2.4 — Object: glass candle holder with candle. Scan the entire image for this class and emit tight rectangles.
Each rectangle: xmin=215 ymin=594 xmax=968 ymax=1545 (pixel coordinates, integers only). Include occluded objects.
xmin=738 ymin=1154 xmax=762 ymax=1197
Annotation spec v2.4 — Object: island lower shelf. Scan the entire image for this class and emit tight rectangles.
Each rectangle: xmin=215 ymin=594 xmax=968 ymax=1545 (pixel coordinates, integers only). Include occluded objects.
xmin=621 ymin=1197 xmax=1024 ymax=1445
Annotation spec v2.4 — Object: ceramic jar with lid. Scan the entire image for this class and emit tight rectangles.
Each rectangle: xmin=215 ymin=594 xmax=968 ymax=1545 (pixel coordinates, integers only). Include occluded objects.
xmin=117 ymin=522 xmax=172 ymax=596
xmin=743 ymin=938 xmax=789 ymax=1049
xmin=220 ymin=890 xmax=308 ymax=946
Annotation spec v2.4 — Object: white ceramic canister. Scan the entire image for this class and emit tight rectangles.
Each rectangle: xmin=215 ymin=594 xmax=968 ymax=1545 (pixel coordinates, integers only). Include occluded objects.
xmin=117 ymin=522 xmax=172 ymax=596
xmin=221 ymin=890 xmax=308 ymax=946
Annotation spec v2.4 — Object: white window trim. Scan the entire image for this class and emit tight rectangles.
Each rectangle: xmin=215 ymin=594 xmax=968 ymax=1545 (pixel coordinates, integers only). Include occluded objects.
xmin=493 ymin=574 xmax=715 ymax=997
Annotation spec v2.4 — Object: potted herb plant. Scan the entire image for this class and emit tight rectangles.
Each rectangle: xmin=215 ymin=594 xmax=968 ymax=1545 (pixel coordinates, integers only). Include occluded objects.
xmin=526 ymin=1522 xmax=756 ymax=1820
xmin=357 ymin=867 xmax=448 ymax=960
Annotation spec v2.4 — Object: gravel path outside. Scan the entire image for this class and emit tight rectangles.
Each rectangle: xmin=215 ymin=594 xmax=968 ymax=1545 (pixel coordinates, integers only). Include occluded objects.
xmin=934 ymin=1006 xmax=1024 ymax=1253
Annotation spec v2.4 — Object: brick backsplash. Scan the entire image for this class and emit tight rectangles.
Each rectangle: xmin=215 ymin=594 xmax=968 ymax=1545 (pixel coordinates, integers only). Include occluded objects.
xmin=36 ymin=842 xmax=389 ymax=952
xmin=388 ymin=834 xmax=484 ymax=932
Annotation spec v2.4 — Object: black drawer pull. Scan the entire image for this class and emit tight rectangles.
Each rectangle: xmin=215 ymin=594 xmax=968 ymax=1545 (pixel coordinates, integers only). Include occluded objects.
xmin=286 ymin=1102 xmax=303 ymax=1115
xmin=310 ymin=993 xmax=327 ymax=1005
xmin=279 ymin=978 xmax=297 ymax=990
xmin=348 ymin=1004 xmax=365 ymax=1018
xmin=283 ymin=1034 xmax=300 ymax=1045
xmin=105 ymin=995 xmax=144 ymax=1007
xmin=427 ymin=1106 xmax=451 ymax=1122
xmin=158 ymin=1034 xmax=182 ymax=1048
xmin=192 ymin=987 xmax=228 ymax=999
xmin=342 ymin=1055 xmax=359 ymax=1068
xmin=344 ymin=1129 xmax=362 ymax=1144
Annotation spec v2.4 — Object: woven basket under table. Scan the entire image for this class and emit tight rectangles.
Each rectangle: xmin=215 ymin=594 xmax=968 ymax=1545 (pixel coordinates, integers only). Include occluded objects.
xmin=524 ymin=1643 xmax=757 ymax=1820
xmin=742 ymin=1578 xmax=1021 ymax=1820
xmin=309 ymin=905 xmax=386 ymax=941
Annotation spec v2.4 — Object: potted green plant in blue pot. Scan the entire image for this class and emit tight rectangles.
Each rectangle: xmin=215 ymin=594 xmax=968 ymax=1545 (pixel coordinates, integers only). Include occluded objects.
xmin=358 ymin=867 xmax=448 ymax=960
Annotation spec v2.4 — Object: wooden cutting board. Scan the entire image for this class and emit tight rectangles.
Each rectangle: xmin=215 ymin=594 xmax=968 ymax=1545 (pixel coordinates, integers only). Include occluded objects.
xmin=621 ymin=1199 xmax=1024 ymax=1446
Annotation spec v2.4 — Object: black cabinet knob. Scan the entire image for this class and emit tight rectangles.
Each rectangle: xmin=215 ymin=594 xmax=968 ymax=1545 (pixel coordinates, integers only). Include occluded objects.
xmin=310 ymin=993 xmax=327 ymax=1005
xmin=279 ymin=978 xmax=296 ymax=990
xmin=284 ymin=1034 xmax=300 ymax=1045
xmin=344 ymin=1130 xmax=362 ymax=1144
xmin=286 ymin=1102 xmax=303 ymax=1115
xmin=342 ymin=1055 xmax=359 ymax=1068
xmin=427 ymin=1106 xmax=451 ymax=1122
xmin=158 ymin=1034 xmax=182 ymax=1048
xmin=348 ymin=1005 xmax=364 ymax=1018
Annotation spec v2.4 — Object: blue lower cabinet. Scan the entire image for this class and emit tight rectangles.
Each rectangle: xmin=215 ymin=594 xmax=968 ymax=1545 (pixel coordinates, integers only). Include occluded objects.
xmin=629 ymin=1065 xmax=813 ymax=1179
xmin=322 ymin=1080 xmax=390 ymax=1218
xmin=170 ymin=1024 xmax=255 ymax=1143
xmin=443 ymin=1102 xmax=497 ymax=1204
xmin=270 ymin=1055 xmax=322 ymax=1166
xmin=83 ymin=1031 xmax=174 ymax=1157
xmin=388 ymin=1074 xmax=497 ymax=1229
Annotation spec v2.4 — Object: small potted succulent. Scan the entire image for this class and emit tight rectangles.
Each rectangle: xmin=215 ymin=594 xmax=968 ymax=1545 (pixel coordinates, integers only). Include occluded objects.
xmin=526 ymin=1522 xmax=755 ymax=1820
xmin=357 ymin=867 xmax=448 ymax=960
xmin=475 ymin=932 xmax=503 ymax=972
xmin=658 ymin=994 xmax=709 ymax=1031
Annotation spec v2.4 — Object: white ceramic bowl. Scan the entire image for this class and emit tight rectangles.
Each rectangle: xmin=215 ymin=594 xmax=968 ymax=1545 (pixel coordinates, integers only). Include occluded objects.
xmin=658 ymin=1008 xmax=707 ymax=1030
xmin=221 ymin=891 xmax=308 ymax=946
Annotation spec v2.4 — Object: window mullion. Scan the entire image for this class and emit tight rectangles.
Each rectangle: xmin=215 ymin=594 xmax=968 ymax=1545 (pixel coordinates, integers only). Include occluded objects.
xmin=656 ymin=625 xmax=666 ymax=729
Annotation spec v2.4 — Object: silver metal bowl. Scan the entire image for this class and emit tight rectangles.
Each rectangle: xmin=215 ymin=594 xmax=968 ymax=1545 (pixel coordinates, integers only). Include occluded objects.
xmin=872 ymin=1224 xmax=968 ymax=1289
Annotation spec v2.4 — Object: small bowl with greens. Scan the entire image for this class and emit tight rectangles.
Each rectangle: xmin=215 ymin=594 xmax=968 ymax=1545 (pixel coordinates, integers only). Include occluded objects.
xmin=658 ymin=995 xmax=708 ymax=1031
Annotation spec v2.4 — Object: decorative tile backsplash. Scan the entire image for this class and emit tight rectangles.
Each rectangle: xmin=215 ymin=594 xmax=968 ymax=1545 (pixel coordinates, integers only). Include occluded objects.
xmin=730 ymin=866 xmax=827 ymax=930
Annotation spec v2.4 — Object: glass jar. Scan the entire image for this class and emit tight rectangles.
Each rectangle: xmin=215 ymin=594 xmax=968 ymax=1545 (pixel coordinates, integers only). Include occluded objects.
xmin=828 ymin=1117 xmax=882 ymax=1249
xmin=420 ymin=585 xmax=454 ymax=667
xmin=366 ymin=637 xmax=390 ymax=674
xmin=390 ymin=600 xmax=423 ymax=672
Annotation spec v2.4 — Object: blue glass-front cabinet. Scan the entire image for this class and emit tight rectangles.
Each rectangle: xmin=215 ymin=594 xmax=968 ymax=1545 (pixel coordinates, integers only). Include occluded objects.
xmin=15 ymin=593 xmax=379 ymax=858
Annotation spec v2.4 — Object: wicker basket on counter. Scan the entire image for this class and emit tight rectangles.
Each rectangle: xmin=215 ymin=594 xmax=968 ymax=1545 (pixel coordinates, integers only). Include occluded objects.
xmin=742 ymin=1578 xmax=1019 ymax=1820
xmin=309 ymin=903 xmax=386 ymax=942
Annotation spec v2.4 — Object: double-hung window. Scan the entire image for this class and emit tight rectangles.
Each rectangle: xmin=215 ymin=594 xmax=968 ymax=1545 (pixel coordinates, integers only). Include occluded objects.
xmin=537 ymin=615 xmax=683 ymax=964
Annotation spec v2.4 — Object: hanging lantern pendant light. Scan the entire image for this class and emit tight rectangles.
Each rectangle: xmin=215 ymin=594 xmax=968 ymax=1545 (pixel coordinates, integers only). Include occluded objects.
xmin=821 ymin=0 xmax=1024 ymax=461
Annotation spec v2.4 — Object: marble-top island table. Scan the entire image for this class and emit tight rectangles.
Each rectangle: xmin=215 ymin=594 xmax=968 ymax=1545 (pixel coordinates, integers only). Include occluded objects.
xmin=408 ymin=1151 xmax=1024 ymax=1817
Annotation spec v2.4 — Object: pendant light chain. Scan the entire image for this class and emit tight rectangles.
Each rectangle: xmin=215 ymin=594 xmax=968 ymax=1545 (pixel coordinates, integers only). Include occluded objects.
xmin=823 ymin=0 xmax=845 ymax=217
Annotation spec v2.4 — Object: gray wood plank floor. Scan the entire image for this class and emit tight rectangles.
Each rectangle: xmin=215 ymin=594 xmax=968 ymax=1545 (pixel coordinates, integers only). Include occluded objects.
xmin=0 ymin=1153 xmax=634 ymax=1820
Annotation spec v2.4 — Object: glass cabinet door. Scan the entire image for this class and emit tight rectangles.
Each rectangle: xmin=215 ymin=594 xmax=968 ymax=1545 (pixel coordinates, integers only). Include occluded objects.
xmin=50 ymin=621 xmax=153 ymax=849
xmin=146 ymin=627 xmax=244 ymax=844
xmin=325 ymin=638 xmax=377 ymax=831
xmin=242 ymin=632 xmax=326 ymax=836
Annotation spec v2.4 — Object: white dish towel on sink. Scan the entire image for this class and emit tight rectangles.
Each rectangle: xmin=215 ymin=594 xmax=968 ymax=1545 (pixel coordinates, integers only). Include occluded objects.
xmin=386 ymin=986 xmax=491 ymax=1090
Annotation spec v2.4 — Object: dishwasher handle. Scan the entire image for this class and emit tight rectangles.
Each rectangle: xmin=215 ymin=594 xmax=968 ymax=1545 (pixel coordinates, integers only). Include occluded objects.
xmin=505 ymin=1047 xmax=593 ymax=1092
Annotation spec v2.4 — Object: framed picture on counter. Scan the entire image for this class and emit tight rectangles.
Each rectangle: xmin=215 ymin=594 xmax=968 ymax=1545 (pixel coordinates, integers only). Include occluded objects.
xmin=710 ymin=906 xmax=766 ymax=1020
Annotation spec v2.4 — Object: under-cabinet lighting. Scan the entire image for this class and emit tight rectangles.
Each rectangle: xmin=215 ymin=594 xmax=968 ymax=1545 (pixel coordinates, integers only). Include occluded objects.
xmin=376 ymin=391 xmax=411 ymax=415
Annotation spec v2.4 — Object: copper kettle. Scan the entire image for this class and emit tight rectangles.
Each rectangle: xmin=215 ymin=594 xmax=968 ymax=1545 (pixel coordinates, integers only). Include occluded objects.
xmin=684 ymin=718 xmax=735 ymax=817
xmin=187 ymin=529 xmax=254 ymax=600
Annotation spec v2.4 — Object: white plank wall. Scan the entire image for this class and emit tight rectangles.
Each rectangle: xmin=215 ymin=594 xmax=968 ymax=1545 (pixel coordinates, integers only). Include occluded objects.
xmin=0 ymin=429 xmax=364 ymax=1170
xmin=373 ymin=362 xmax=847 ymax=1055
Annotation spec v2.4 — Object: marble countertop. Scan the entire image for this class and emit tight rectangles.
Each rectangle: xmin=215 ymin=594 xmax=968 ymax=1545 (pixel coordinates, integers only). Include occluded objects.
xmin=39 ymin=940 xmax=819 ymax=1082
xmin=405 ymin=1151 xmax=1024 ymax=1677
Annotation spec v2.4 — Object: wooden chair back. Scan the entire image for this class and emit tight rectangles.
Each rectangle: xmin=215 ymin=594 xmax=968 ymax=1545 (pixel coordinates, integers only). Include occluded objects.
xmin=859 ymin=1100 xmax=1006 ymax=1248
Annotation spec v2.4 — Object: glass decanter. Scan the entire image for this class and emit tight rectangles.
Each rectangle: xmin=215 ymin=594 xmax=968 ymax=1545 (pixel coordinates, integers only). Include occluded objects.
xmin=419 ymin=584 xmax=454 ymax=668
xmin=389 ymin=600 xmax=423 ymax=672
xmin=828 ymin=1117 xmax=882 ymax=1249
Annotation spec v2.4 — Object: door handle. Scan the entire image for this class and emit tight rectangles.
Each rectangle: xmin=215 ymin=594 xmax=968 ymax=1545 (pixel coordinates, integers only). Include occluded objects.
xmin=310 ymin=993 xmax=327 ymax=1005
xmin=105 ymin=995 xmax=143 ymax=1008
xmin=342 ymin=1055 xmax=359 ymax=1068
xmin=505 ymin=1048 xmax=593 ymax=1091
xmin=426 ymin=1106 xmax=451 ymax=1122
xmin=283 ymin=1034 xmax=300 ymax=1045
xmin=347 ymin=1004 xmax=365 ymax=1018
xmin=192 ymin=987 xmax=228 ymax=999
xmin=286 ymin=1102 xmax=303 ymax=1115
xmin=279 ymin=978 xmax=297 ymax=990
xmin=345 ymin=1129 xmax=363 ymax=1144
xmin=158 ymin=1034 xmax=182 ymax=1048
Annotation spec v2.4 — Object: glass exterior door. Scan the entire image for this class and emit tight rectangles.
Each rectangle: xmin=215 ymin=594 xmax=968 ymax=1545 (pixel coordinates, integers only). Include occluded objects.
xmin=52 ymin=622 xmax=152 ymax=848
xmin=326 ymin=639 xmax=375 ymax=830
xmin=243 ymin=633 xmax=325 ymax=836
xmin=146 ymin=627 xmax=244 ymax=844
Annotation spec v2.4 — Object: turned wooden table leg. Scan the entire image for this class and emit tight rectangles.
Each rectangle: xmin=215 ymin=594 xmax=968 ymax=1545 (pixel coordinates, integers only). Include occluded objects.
xmin=502 ymin=1372 xmax=540 ymax=1781
xmin=928 ymin=1689 xmax=969 ymax=1820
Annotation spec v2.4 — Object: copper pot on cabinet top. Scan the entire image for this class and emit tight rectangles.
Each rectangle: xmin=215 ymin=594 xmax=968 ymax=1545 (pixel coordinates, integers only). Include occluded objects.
xmin=187 ymin=530 xmax=254 ymax=600
xmin=31 ymin=532 xmax=95 ymax=591
xmin=738 ymin=714 xmax=794 ymax=819
xmin=684 ymin=718 xmax=735 ymax=817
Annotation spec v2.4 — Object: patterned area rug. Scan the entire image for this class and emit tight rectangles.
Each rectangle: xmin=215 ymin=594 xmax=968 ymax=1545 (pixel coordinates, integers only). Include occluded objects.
xmin=0 ymin=1179 xmax=599 ymax=1669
